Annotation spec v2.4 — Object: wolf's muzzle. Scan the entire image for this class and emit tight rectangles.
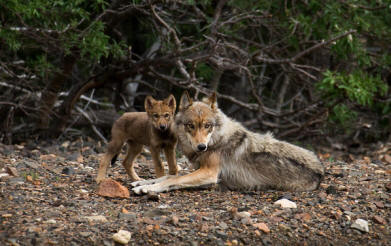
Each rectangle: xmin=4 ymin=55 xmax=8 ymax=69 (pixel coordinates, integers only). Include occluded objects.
xmin=197 ymin=144 xmax=207 ymax=151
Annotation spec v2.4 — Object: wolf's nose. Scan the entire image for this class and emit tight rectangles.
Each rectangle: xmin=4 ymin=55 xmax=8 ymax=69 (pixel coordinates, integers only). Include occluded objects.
xmin=160 ymin=125 xmax=167 ymax=130
xmin=197 ymin=144 xmax=207 ymax=151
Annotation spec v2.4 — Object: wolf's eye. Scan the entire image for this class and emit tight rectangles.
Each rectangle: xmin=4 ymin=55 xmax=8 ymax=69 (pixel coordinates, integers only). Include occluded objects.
xmin=205 ymin=123 xmax=213 ymax=129
xmin=164 ymin=113 xmax=170 ymax=119
xmin=153 ymin=114 xmax=159 ymax=119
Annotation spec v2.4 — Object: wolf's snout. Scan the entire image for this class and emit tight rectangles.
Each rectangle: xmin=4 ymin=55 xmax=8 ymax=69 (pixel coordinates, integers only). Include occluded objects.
xmin=160 ymin=124 xmax=167 ymax=130
xmin=197 ymin=144 xmax=207 ymax=151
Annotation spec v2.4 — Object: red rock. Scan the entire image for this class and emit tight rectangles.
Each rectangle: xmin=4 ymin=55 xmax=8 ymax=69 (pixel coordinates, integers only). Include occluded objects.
xmin=253 ymin=222 xmax=270 ymax=233
xmin=386 ymin=182 xmax=391 ymax=192
xmin=294 ymin=212 xmax=311 ymax=222
xmin=97 ymin=179 xmax=130 ymax=198
xmin=374 ymin=201 xmax=384 ymax=209
xmin=373 ymin=215 xmax=386 ymax=224
xmin=384 ymin=154 xmax=391 ymax=164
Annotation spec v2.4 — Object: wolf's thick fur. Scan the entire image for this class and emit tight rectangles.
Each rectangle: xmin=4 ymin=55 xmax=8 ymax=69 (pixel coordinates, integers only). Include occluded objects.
xmin=96 ymin=95 xmax=178 ymax=183
xmin=132 ymin=92 xmax=324 ymax=193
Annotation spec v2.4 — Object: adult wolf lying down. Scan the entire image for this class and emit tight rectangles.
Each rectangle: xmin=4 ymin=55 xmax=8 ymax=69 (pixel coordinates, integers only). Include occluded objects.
xmin=132 ymin=91 xmax=324 ymax=194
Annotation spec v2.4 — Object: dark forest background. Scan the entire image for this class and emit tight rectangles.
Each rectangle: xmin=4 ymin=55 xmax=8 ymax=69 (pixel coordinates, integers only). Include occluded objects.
xmin=1 ymin=0 xmax=390 ymax=147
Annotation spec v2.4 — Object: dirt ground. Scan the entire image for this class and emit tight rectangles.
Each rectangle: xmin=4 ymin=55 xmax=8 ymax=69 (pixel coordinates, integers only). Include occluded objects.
xmin=1 ymin=139 xmax=391 ymax=246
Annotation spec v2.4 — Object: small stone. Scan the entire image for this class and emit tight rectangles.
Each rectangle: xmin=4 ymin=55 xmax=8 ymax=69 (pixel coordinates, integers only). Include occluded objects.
xmin=118 ymin=212 xmax=137 ymax=221
xmin=97 ymin=179 xmax=130 ymax=199
xmin=294 ymin=212 xmax=311 ymax=222
xmin=253 ymin=222 xmax=270 ymax=233
xmin=171 ymin=215 xmax=179 ymax=225
xmin=112 ymin=230 xmax=131 ymax=245
xmin=386 ymin=183 xmax=391 ymax=192
xmin=219 ymin=222 xmax=228 ymax=230
xmin=274 ymin=198 xmax=297 ymax=209
xmin=39 ymin=154 xmax=57 ymax=161
xmin=83 ymin=215 xmax=108 ymax=223
xmin=372 ymin=215 xmax=386 ymax=225
xmin=61 ymin=167 xmax=74 ymax=175
xmin=351 ymin=219 xmax=369 ymax=233
xmin=5 ymin=167 xmax=18 ymax=176
xmin=236 ymin=211 xmax=251 ymax=218
xmin=374 ymin=201 xmax=384 ymax=208
xmin=45 ymin=219 xmax=57 ymax=224
xmin=326 ymin=185 xmax=337 ymax=195
xmin=147 ymin=192 xmax=160 ymax=201
xmin=80 ymin=232 xmax=92 ymax=237
xmin=384 ymin=154 xmax=391 ymax=164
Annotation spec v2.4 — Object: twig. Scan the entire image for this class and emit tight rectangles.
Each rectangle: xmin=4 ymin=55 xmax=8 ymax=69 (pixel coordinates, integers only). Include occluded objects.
xmin=74 ymin=106 xmax=107 ymax=144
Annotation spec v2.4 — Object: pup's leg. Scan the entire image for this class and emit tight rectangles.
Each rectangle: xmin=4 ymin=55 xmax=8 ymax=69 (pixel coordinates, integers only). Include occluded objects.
xmin=132 ymin=151 xmax=220 ymax=194
xmin=122 ymin=142 xmax=143 ymax=181
xmin=164 ymin=145 xmax=178 ymax=176
xmin=150 ymin=148 xmax=165 ymax=178
xmin=96 ymin=139 xmax=123 ymax=183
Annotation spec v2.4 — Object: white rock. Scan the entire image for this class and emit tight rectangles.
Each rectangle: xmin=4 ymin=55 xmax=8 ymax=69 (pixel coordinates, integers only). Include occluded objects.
xmin=351 ymin=219 xmax=369 ymax=232
xmin=83 ymin=215 xmax=108 ymax=223
xmin=80 ymin=189 xmax=88 ymax=193
xmin=274 ymin=198 xmax=297 ymax=209
xmin=45 ymin=219 xmax=57 ymax=224
xmin=0 ymin=173 xmax=10 ymax=178
xmin=112 ymin=230 xmax=131 ymax=244
xmin=237 ymin=211 xmax=251 ymax=218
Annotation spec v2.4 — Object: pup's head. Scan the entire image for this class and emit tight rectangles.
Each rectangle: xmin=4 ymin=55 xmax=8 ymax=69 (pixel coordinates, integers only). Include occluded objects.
xmin=177 ymin=91 xmax=218 ymax=152
xmin=145 ymin=94 xmax=176 ymax=131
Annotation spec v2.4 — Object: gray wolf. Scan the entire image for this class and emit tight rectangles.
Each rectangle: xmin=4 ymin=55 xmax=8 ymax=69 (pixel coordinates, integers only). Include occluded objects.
xmin=132 ymin=91 xmax=324 ymax=193
xmin=96 ymin=95 xmax=178 ymax=183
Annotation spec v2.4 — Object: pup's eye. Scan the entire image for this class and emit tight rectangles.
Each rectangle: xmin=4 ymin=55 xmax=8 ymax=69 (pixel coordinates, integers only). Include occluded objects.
xmin=153 ymin=114 xmax=159 ymax=119
xmin=186 ymin=123 xmax=195 ymax=129
xmin=164 ymin=113 xmax=170 ymax=119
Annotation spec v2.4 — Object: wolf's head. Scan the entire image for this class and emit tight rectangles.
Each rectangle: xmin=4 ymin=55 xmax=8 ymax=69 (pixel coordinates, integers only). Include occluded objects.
xmin=176 ymin=91 xmax=219 ymax=152
xmin=145 ymin=94 xmax=176 ymax=131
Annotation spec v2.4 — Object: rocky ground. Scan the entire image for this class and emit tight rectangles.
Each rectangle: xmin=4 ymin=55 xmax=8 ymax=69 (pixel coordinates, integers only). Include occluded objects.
xmin=1 ymin=139 xmax=391 ymax=246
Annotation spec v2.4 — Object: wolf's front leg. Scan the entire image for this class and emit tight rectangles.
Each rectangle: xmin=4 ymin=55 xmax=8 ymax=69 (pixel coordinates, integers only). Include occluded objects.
xmin=131 ymin=175 xmax=172 ymax=187
xmin=132 ymin=167 xmax=219 ymax=194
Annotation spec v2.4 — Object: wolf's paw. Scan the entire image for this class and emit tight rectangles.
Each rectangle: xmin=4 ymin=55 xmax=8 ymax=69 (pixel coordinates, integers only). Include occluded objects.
xmin=131 ymin=180 xmax=149 ymax=187
xmin=132 ymin=185 xmax=150 ymax=195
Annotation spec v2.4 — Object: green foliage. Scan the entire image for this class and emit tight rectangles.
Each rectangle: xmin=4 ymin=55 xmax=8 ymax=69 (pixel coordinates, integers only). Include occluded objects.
xmin=318 ymin=70 xmax=388 ymax=106
xmin=317 ymin=70 xmax=388 ymax=128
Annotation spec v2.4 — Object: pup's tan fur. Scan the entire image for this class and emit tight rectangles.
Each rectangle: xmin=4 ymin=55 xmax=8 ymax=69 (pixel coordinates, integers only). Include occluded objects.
xmin=96 ymin=95 xmax=178 ymax=183
xmin=132 ymin=91 xmax=324 ymax=193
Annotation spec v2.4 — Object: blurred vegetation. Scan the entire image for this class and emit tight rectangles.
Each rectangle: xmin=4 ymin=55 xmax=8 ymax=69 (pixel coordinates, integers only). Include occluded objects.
xmin=0 ymin=0 xmax=390 ymax=144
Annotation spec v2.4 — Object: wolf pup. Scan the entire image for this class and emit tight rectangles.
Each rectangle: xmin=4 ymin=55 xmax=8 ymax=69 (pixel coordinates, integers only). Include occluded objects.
xmin=96 ymin=95 xmax=178 ymax=183
xmin=132 ymin=91 xmax=324 ymax=194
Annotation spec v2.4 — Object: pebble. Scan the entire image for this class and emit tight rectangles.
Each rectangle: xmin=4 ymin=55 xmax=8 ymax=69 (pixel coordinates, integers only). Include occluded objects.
xmin=61 ymin=167 xmax=75 ymax=175
xmin=372 ymin=215 xmax=386 ymax=224
xmin=253 ymin=222 xmax=270 ymax=233
xmin=112 ymin=230 xmax=131 ymax=245
xmin=83 ymin=215 xmax=108 ymax=223
xmin=351 ymin=219 xmax=369 ymax=233
xmin=45 ymin=219 xmax=57 ymax=224
xmin=274 ymin=199 xmax=297 ymax=209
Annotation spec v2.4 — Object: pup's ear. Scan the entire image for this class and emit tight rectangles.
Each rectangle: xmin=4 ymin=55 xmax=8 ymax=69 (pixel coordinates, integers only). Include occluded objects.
xmin=144 ymin=95 xmax=156 ymax=112
xmin=164 ymin=94 xmax=176 ymax=111
xmin=179 ymin=91 xmax=193 ymax=111
xmin=206 ymin=92 xmax=217 ymax=110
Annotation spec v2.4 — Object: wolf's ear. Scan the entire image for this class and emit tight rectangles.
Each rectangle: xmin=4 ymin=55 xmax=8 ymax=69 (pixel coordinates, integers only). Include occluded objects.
xmin=144 ymin=95 xmax=156 ymax=111
xmin=206 ymin=92 xmax=217 ymax=110
xmin=164 ymin=94 xmax=176 ymax=111
xmin=179 ymin=91 xmax=193 ymax=111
